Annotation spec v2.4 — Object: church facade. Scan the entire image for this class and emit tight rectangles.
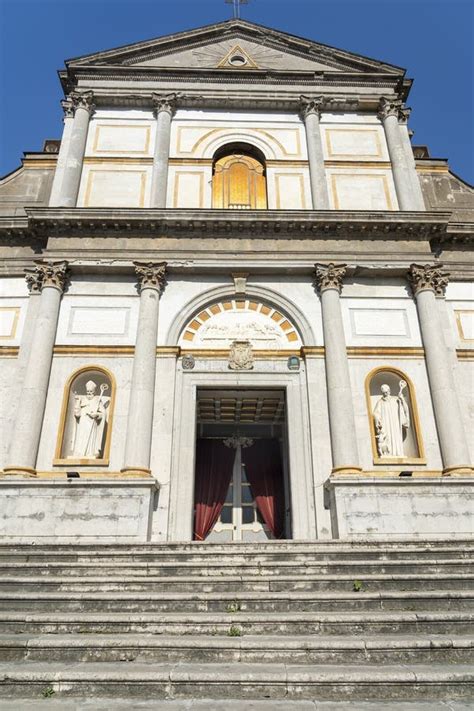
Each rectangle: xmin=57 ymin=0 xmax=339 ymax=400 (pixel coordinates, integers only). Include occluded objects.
xmin=0 ymin=19 xmax=472 ymax=543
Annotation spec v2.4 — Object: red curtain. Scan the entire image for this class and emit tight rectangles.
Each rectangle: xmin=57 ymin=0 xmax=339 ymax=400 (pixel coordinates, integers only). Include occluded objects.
xmin=193 ymin=439 xmax=235 ymax=541
xmin=242 ymin=439 xmax=286 ymax=539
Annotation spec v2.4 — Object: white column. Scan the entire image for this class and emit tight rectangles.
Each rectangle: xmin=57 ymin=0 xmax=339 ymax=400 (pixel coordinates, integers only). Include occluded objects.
xmin=48 ymin=99 xmax=75 ymax=206
xmin=378 ymin=98 xmax=422 ymax=211
xmin=408 ymin=264 xmax=472 ymax=473
xmin=150 ymin=94 xmax=176 ymax=208
xmin=300 ymin=97 xmax=330 ymax=209
xmin=314 ymin=264 xmax=362 ymax=474
xmin=4 ymin=262 xmax=69 ymax=476
xmin=398 ymin=116 xmax=425 ymax=210
xmin=55 ymin=91 xmax=95 ymax=208
xmin=122 ymin=262 xmax=167 ymax=476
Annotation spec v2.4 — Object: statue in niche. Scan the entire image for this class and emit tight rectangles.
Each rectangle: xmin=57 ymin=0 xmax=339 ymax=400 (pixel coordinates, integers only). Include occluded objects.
xmin=70 ymin=380 xmax=110 ymax=459
xmin=373 ymin=380 xmax=410 ymax=457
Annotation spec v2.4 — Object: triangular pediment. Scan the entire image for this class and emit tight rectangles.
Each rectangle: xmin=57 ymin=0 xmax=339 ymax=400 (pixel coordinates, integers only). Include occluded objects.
xmin=65 ymin=19 xmax=404 ymax=76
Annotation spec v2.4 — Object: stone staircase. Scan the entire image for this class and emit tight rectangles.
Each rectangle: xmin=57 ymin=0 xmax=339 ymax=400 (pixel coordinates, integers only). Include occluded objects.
xmin=0 ymin=540 xmax=472 ymax=709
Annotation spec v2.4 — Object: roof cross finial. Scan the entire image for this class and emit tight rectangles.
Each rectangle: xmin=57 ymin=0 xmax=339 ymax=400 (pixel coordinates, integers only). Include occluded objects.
xmin=225 ymin=0 xmax=248 ymax=19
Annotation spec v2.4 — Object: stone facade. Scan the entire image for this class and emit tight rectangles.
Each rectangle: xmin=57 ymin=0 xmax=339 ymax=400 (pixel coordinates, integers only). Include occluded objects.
xmin=0 ymin=19 xmax=472 ymax=542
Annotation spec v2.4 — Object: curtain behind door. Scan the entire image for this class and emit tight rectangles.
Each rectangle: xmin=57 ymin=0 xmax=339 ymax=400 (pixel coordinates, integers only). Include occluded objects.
xmin=242 ymin=438 xmax=286 ymax=539
xmin=193 ymin=439 xmax=235 ymax=541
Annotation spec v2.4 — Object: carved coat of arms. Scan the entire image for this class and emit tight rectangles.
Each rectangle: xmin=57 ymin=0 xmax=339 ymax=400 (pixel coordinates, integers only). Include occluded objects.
xmin=228 ymin=340 xmax=254 ymax=370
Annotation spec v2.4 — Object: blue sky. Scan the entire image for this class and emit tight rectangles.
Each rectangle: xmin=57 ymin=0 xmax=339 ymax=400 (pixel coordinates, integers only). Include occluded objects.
xmin=0 ymin=0 xmax=472 ymax=182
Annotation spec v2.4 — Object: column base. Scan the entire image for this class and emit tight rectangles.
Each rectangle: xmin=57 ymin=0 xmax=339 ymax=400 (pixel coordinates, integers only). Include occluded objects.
xmin=331 ymin=465 xmax=363 ymax=476
xmin=442 ymin=465 xmax=474 ymax=476
xmin=120 ymin=466 xmax=152 ymax=478
xmin=2 ymin=466 xmax=37 ymax=478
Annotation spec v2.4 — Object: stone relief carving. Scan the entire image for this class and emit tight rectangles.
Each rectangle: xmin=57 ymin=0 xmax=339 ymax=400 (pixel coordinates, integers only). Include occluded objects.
xmin=151 ymin=92 xmax=178 ymax=116
xmin=202 ymin=319 xmax=280 ymax=342
xmin=314 ymin=263 xmax=347 ymax=293
xmin=134 ymin=262 xmax=167 ymax=294
xmin=229 ymin=340 xmax=254 ymax=370
xmin=408 ymin=263 xmax=449 ymax=297
xmin=373 ymin=380 xmax=410 ymax=458
xmin=182 ymin=354 xmax=195 ymax=370
xmin=70 ymin=381 xmax=111 ymax=459
xmin=69 ymin=91 xmax=95 ymax=116
xmin=25 ymin=261 xmax=69 ymax=294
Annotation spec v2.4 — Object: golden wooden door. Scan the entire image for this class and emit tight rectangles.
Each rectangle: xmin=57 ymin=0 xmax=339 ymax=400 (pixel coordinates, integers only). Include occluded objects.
xmin=212 ymin=153 xmax=267 ymax=209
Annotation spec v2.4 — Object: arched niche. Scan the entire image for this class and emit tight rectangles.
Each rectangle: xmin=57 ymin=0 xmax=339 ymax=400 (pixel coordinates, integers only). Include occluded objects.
xmin=212 ymin=143 xmax=267 ymax=209
xmin=179 ymin=298 xmax=303 ymax=350
xmin=54 ymin=365 xmax=116 ymax=466
xmin=365 ymin=366 xmax=425 ymax=465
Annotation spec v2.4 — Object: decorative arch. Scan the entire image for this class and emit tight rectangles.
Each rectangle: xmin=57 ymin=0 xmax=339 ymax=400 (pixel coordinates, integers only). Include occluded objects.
xmin=166 ymin=285 xmax=315 ymax=347
xmin=365 ymin=365 xmax=425 ymax=465
xmin=178 ymin=297 xmax=302 ymax=350
xmin=192 ymin=129 xmax=280 ymax=160
xmin=54 ymin=364 xmax=116 ymax=466
xmin=212 ymin=143 xmax=267 ymax=210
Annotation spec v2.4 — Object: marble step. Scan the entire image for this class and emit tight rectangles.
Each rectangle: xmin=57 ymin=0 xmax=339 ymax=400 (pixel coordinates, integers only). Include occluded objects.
xmin=1 ymin=558 xmax=471 ymax=577
xmin=0 ymin=661 xmax=472 ymax=701
xmin=1 ymin=633 xmax=472 ymax=665
xmin=2 ymin=572 xmax=472 ymax=592
xmin=1 ymin=610 xmax=471 ymax=636
xmin=1 ymin=589 xmax=472 ymax=613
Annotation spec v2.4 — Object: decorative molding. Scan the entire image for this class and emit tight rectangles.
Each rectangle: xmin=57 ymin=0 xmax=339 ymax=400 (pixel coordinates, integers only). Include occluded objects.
xmin=377 ymin=97 xmax=408 ymax=123
xmin=69 ymin=90 xmax=95 ymax=117
xmin=408 ymin=263 xmax=449 ymax=297
xmin=134 ymin=261 xmax=167 ymax=294
xmin=314 ymin=262 xmax=347 ymax=293
xmin=27 ymin=261 xmax=69 ymax=293
xmin=151 ymin=92 xmax=178 ymax=117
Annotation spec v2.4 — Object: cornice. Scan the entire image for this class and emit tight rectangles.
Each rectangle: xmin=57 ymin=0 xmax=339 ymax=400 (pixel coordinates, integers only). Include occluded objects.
xmin=15 ymin=208 xmax=450 ymax=239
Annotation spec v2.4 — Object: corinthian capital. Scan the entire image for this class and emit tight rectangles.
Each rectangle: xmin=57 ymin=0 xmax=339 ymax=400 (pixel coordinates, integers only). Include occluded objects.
xmin=377 ymin=97 xmax=409 ymax=123
xmin=29 ymin=261 xmax=70 ymax=293
xmin=300 ymin=95 xmax=325 ymax=120
xmin=69 ymin=91 xmax=95 ymax=116
xmin=314 ymin=263 xmax=347 ymax=294
xmin=408 ymin=263 xmax=449 ymax=297
xmin=61 ymin=98 xmax=75 ymax=119
xmin=134 ymin=262 xmax=167 ymax=294
xmin=152 ymin=93 xmax=178 ymax=117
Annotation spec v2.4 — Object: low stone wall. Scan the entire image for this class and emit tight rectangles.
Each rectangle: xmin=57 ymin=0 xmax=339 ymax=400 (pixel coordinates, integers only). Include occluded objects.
xmin=327 ymin=475 xmax=473 ymax=538
xmin=0 ymin=478 xmax=159 ymax=543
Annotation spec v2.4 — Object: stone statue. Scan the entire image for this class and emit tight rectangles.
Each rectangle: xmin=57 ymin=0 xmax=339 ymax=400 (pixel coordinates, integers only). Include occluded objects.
xmin=70 ymin=380 xmax=110 ymax=459
xmin=373 ymin=380 xmax=410 ymax=457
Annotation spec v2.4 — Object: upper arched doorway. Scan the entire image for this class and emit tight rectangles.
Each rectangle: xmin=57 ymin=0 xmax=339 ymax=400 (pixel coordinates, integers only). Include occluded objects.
xmin=212 ymin=143 xmax=267 ymax=210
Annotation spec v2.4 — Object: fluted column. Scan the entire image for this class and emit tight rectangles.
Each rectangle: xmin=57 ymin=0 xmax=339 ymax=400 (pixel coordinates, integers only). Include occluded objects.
xmin=300 ymin=97 xmax=330 ymax=209
xmin=56 ymin=91 xmax=95 ymax=207
xmin=150 ymin=94 xmax=176 ymax=208
xmin=378 ymin=98 xmax=422 ymax=211
xmin=122 ymin=262 xmax=167 ymax=476
xmin=4 ymin=262 xmax=69 ymax=476
xmin=408 ymin=264 xmax=472 ymax=473
xmin=314 ymin=263 xmax=361 ymax=474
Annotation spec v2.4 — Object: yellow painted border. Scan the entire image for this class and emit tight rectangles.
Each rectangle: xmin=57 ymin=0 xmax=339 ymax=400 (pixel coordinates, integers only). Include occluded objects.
xmin=455 ymin=310 xmax=474 ymax=342
xmin=330 ymin=172 xmax=394 ymax=210
xmin=92 ymin=124 xmax=151 ymax=155
xmin=0 ymin=307 xmax=20 ymax=340
xmin=325 ymin=127 xmax=383 ymax=159
xmin=53 ymin=364 xmax=117 ymax=467
xmin=173 ymin=171 xmax=204 ymax=208
xmin=83 ymin=169 xmax=147 ymax=207
xmin=365 ymin=365 xmax=426 ymax=466
xmin=275 ymin=173 xmax=306 ymax=209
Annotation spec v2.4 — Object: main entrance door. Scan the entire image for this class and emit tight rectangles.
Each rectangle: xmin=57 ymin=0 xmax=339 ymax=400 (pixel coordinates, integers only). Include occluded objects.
xmin=193 ymin=388 xmax=291 ymax=542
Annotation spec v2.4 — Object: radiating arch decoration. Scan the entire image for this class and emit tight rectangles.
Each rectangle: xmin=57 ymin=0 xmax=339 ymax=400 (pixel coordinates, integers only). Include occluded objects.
xmin=54 ymin=365 xmax=116 ymax=466
xmin=212 ymin=143 xmax=267 ymax=209
xmin=179 ymin=299 xmax=302 ymax=350
xmin=365 ymin=366 xmax=425 ymax=465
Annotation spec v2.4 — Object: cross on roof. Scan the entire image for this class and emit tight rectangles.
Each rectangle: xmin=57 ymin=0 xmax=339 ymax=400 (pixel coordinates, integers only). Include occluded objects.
xmin=225 ymin=0 xmax=249 ymax=19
